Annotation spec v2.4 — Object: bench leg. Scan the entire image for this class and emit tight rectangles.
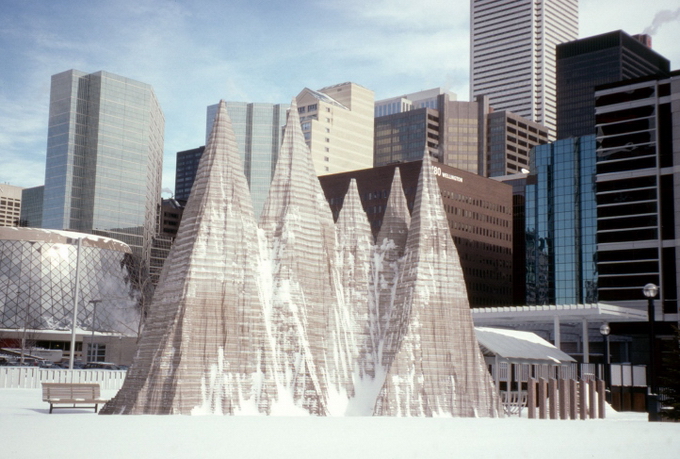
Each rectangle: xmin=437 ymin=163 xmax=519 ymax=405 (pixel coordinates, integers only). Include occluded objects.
xmin=49 ymin=404 xmax=53 ymax=414
xmin=94 ymin=404 xmax=98 ymax=414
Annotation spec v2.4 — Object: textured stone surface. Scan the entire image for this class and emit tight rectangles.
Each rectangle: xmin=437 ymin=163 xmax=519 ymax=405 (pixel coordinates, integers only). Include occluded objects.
xmin=102 ymin=103 xmax=501 ymax=417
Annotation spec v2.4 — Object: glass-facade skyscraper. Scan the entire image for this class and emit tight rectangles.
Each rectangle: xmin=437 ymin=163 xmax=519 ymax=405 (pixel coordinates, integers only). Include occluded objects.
xmin=525 ymin=135 xmax=597 ymax=305
xmin=205 ymin=102 xmax=289 ymax=218
xmin=42 ymin=70 xmax=164 ymax=265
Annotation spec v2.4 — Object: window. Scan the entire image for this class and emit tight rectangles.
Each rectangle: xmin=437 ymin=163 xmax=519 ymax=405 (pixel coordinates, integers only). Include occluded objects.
xmin=324 ymin=156 xmax=329 ymax=162
xmin=307 ymin=104 xmax=317 ymax=111
xmin=298 ymin=106 xmax=306 ymax=114
xmin=301 ymin=122 xmax=311 ymax=130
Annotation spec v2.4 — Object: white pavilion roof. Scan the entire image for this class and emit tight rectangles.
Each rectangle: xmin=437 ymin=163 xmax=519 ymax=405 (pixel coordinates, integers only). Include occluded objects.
xmin=475 ymin=327 xmax=576 ymax=364
xmin=471 ymin=303 xmax=647 ymax=325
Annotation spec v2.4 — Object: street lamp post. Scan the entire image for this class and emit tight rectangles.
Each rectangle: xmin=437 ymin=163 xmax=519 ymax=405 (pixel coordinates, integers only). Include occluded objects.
xmin=599 ymin=323 xmax=611 ymax=401
xmin=88 ymin=299 xmax=102 ymax=363
xmin=643 ymin=283 xmax=659 ymax=422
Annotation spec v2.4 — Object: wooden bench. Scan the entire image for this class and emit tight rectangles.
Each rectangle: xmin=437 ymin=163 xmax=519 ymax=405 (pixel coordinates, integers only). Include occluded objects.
xmin=42 ymin=382 xmax=109 ymax=414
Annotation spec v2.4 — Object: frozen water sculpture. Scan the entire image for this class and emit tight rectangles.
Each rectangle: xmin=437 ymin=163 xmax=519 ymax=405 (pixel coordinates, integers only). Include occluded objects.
xmin=102 ymin=99 xmax=501 ymax=417
xmin=101 ymin=101 xmax=272 ymax=414
xmin=375 ymin=155 xmax=501 ymax=417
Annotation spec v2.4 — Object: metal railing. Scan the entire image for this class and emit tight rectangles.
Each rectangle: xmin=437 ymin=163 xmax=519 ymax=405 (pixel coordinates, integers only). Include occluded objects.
xmin=0 ymin=367 xmax=127 ymax=390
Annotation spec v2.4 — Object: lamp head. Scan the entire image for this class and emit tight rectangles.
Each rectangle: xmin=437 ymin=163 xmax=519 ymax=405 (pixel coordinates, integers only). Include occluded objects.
xmin=643 ymin=283 xmax=659 ymax=299
xmin=599 ymin=323 xmax=611 ymax=336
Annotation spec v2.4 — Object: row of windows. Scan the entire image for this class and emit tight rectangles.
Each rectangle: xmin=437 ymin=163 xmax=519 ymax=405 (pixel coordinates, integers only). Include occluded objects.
xmin=449 ymin=219 xmax=511 ymax=242
xmin=440 ymin=190 xmax=509 ymax=214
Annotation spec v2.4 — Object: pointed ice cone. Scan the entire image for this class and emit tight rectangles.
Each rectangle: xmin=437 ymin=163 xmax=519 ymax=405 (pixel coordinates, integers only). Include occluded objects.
xmin=336 ymin=179 xmax=377 ymax=376
xmin=373 ymin=167 xmax=411 ymax=343
xmin=258 ymin=99 xmax=351 ymax=415
xmin=376 ymin=155 xmax=502 ymax=417
xmin=101 ymin=101 xmax=272 ymax=415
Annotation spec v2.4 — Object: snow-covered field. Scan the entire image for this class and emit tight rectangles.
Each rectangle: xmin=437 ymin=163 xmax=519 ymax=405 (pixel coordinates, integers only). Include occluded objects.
xmin=1 ymin=388 xmax=678 ymax=459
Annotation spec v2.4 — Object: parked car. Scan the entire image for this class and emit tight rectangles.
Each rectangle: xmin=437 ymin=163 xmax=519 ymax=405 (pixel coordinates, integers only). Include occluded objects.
xmin=84 ymin=362 xmax=120 ymax=370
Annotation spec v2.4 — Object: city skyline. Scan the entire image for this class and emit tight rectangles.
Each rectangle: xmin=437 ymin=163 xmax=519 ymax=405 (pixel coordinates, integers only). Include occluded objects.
xmin=1 ymin=0 xmax=679 ymax=193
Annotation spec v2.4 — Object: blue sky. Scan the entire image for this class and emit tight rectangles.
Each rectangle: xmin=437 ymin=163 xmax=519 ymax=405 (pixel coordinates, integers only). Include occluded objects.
xmin=2 ymin=0 xmax=679 ymax=193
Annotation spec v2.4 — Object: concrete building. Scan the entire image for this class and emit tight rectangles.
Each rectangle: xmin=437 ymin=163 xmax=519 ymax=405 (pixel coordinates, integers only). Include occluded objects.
xmin=19 ymin=186 xmax=43 ymax=228
xmin=374 ymin=90 xmax=548 ymax=177
xmin=556 ymin=30 xmax=671 ymax=139
xmin=471 ymin=0 xmax=578 ymax=138
xmin=297 ymin=82 xmax=374 ymax=175
xmin=319 ymin=160 xmax=514 ymax=307
xmin=374 ymin=88 xmax=457 ymax=117
xmin=0 ymin=184 xmax=22 ymax=227
xmin=487 ymin=111 xmax=549 ymax=176
xmin=41 ymin=70 xmax=164 ymax=268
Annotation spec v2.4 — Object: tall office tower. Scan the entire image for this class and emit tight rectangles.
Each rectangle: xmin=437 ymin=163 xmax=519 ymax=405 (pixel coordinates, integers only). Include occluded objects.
xmin=205 ymin=102 xmax=289 ymax=217
xmin=0 ymin=184 xmax=22 ymax=227
xmin=595 ymin=72 xmax=680 ymax=318
xmin=297 ymin=82 xmax=374 ymax=175
xmin=492 ymin=172 xmax=529 ymax=305
xmin=374 ymin=88 xmax=457 ymax=117
xmin=374 ymin=92 xmax=488 ymax=174
xmin=556 ymin=30 xmax=670 ymax=139
xmin=42 ymin=70 xmax=164 ymax=266
xmin=374 ymin=108 xmax=441 ymax=166
xmin=470 ymin=0 xmax=578 ymax=138
xmin=487 ymin=111 xmax=549 ymax=176
xmin=174 ymin=146 xmax=205 ymax=205
xmin=374 ymin=89 xmax=547 ymax=176
xmin=525 ymin=136 xmax=597 ymax=305
xmin=19 ymin=186 xmax=44 ymax=228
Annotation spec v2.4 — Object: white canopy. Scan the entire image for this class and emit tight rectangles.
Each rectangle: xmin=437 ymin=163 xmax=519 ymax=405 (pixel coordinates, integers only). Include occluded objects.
xmin=475 ymin=327 xmax=575 ymax=364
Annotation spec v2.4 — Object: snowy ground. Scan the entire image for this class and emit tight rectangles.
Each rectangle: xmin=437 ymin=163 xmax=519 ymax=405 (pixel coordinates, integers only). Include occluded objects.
xmin=1 ymin=388 xmax=678 ymax=459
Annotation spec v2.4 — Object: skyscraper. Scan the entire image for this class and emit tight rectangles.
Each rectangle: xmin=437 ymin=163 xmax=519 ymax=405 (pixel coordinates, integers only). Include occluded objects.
xmin=525 ymin=135 xmax=598 ymax=305
xmin=42 ymin=70 xmax=164 ymax=265
xmin=470 ymin=0 xmax=578 ymax=138
xmin=595 ymin=71 xmax=680 ymax=317
xmin=556 ymin=30 xmax=670 ymax=139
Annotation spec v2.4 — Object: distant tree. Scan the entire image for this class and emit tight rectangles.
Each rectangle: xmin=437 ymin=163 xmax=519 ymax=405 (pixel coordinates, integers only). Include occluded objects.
xmin=659 ymin=326 xmax=680 ymax=421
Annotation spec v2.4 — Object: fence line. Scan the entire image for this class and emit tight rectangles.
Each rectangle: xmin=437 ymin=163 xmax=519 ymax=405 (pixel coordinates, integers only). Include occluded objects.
xmin=0 ymin=367 xmax=127 ymax=390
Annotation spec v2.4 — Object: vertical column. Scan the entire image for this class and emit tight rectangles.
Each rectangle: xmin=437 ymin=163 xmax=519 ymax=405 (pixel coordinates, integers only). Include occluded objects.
xmin=582 ymin=319 xmax=589 ymax=364
xmin=597 ymin=379 xmax=606 ymax=419
xmin=527 ymin=378 xmax=536 ymax=419
xmin=538 ymin=378 xmax=547 ymax=419
xmin=569 ymin=379 xmax=578 ymax=419
xmin=589 ymin=380 xmax=597 ymax=419
xmin=548 ymin=378 xmax=558 ymax=419
xmin=553 ymin=316 xmax=561 ymax=350
xmin=579 ymin=379 xmax=588 ymax=420
xmin=559 ymin=378 xmax=568 ymax=420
